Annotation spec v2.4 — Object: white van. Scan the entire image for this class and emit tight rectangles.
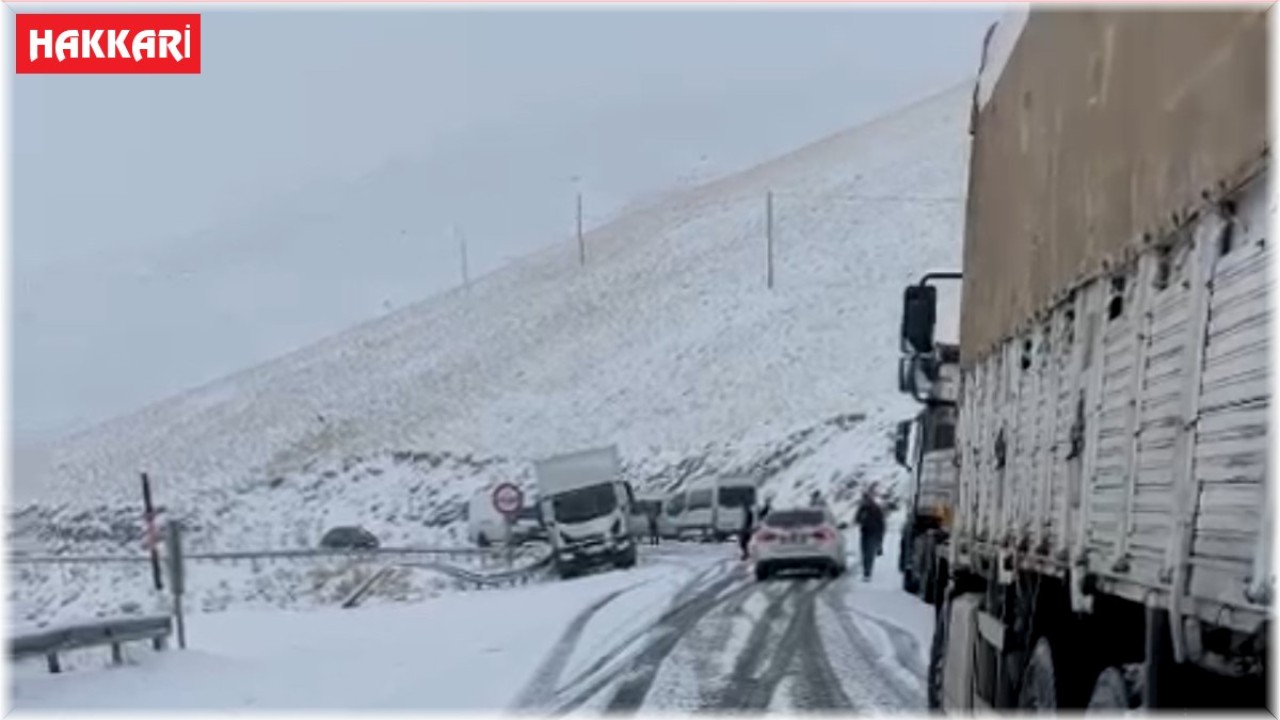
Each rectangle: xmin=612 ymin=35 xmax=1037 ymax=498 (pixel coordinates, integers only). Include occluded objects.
xmin=467 ymin=488 xmax=509 ymax=547
xmin=665 ymin=476 xmax=759 ymax=541
xmin=662 ymin=491 xmax=686 ymax=538
xmin=712 ymin=476 xmax=757 ymax=540
xmin=466 ymin=488 xmax=545 ymax=547
xmin=679 ymin=477 xmax=718 ymax=538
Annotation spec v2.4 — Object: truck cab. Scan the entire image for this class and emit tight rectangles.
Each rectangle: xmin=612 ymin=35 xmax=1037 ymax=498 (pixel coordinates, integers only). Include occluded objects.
xmin=894 ymin=276 xmax=961 ymax=604
xmin=535 ymin=446 xmax=638 ymax=578
xmin=893 ymin=387 xmax=957 ymax=602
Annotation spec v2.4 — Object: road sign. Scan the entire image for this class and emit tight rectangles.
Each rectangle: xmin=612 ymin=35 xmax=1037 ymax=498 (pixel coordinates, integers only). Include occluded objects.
xmin=492 ymin=482 xmax=524 ymax=519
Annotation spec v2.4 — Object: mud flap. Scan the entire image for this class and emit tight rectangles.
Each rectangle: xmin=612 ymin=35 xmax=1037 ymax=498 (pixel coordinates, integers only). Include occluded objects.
xmin=943 ymin=593 xmax=983 ymax=710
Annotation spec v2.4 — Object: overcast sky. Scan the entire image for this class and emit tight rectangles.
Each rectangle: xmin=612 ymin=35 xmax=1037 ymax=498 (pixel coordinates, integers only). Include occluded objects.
xmin=12 ymin=7 xmax=997 ymax=442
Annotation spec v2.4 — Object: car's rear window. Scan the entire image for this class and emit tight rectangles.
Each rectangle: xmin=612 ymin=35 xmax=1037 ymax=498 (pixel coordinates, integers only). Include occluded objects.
xmin=763 ymin=510 xmax=824 ymax=528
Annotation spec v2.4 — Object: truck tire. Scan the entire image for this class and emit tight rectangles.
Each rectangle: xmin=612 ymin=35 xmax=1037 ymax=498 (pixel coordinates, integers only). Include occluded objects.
xmin=901 ymin=532 xmax=920 ymax=593
xmin=920 ymin=536 xmax=939 ymax=604
xmin=755 ymin=563 xmax=771 ymax=582
xmin=1086 ymin=666 xmax=1139 ymax=712
xmin=902 ymin=567 xmax=920 ymax=594
xmin=617 ymin=545 xmax=638 ymax=569
xmin=1017 ymin=638 xmax=1060 ymax=709
xmin=928 ymin=594 xmax=950 ymax=709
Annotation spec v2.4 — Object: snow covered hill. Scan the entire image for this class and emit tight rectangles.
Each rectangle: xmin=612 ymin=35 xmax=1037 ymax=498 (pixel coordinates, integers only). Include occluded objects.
xmin=30 ymin=82 xmax=969 ymax=498
xmin=11 ymin=81 xmax=971 ymax=612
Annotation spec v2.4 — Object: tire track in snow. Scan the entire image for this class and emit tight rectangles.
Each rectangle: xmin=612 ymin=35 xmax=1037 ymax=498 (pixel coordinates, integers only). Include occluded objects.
xmin=511 ymin=580 xmax=647 ymax=711
xmin=713 ymin=578 xmax=851 ymax=712
xmin=818 ymin=588 xmax=926 ymax=709
xmin=789 ymin=587 xmax=857 ymax=712
xmin=551 ymin=558 xmax=739 ymax=694
xmin=710 ymin=580 xmax=807 ymax=710
xmin=847 ymin=606 xmax=928 ymax=681
xmin=551 ymin=567 xmax=754 ymax=715
xmin=527 ymin=563 xmax=925 ymax=715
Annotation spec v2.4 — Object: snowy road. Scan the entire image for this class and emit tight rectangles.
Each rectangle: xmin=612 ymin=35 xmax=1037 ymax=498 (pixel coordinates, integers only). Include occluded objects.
xmin=10 ymin=539 xmax=930 ymax=713
xmin=516 ymin=546 xmax=926 ymax=714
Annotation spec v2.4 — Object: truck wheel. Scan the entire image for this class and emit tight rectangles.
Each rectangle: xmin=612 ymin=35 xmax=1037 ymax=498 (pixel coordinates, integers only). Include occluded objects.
xmin=920 ymin=538 xmax=938 ymax=604
xmin=928 ymin=594 xmax=951 ymax=709
xmin=618 ymin=545 xmax=638 ymax=569
xmin=1086 ymin=666 xmax=1140 ymax=712
xmin=755 ymin=564 xmax=771 ymax=582
xmin=902 ymin=567 xmax=920 ymax=594
xmin=1017 ymin=638 xmax=1061 ymax=709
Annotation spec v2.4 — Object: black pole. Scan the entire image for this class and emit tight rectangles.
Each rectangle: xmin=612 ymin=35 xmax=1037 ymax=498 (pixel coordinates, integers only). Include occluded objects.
xmin=141 ymin=473 xmax=163 ymax=591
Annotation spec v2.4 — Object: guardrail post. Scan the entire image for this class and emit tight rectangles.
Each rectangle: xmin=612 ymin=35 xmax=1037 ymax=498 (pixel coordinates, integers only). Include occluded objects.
xmin=166 ymin=521 xmax=187 ymax=649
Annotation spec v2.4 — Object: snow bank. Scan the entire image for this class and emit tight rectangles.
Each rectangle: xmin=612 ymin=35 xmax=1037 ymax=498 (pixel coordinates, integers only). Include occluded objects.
xmin=11 ymin=561 xmax=703 ymax=711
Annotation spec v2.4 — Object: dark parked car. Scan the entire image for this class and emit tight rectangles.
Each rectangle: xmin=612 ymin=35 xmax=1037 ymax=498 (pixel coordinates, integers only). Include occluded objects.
xmin=320 ymin=526 xmax=380 ymax=550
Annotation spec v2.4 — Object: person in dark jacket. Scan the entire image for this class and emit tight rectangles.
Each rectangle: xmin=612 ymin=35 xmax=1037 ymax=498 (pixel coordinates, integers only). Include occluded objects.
xmin=854 ymin=486 xmax=886 ymax=580
xmin=647 ymin=508 xmax=660 ymax=546
xmin=739 ymin=505 xmax=756 ymax=560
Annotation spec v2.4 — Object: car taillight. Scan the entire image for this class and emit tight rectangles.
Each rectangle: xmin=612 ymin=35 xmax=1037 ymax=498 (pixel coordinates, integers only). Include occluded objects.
xmin=813 ymin=528 xmax=834 ymax=542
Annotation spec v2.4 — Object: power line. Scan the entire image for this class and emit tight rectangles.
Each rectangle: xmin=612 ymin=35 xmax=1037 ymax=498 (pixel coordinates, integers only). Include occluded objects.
xmin=770 ymin=193 xmax=966 ymax=204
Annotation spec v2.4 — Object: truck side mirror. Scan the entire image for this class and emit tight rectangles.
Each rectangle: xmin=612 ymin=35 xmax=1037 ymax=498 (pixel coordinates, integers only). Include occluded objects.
xmin=893 ymin=420 xmax=912 ymax=469
xmin=898 ymin=356 xmax=914 ymax=394
xmin=901 ymin=284 xmax=937 ymax=355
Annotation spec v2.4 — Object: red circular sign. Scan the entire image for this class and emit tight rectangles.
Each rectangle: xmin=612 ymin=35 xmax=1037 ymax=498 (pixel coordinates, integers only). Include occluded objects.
xmin=492 ymin=482 xmax=524 ymax=517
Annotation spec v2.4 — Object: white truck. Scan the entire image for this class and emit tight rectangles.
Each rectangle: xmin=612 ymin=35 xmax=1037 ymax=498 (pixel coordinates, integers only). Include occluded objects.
xmin=534 ymin=445 xmax=638 ymax=579
xmin=902 ymin=8 xmax=1270 ymax=711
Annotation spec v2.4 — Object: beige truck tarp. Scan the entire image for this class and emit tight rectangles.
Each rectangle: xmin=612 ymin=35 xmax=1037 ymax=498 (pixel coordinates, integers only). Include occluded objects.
xmin=959 ymin=8 xmax=1269 ymax=366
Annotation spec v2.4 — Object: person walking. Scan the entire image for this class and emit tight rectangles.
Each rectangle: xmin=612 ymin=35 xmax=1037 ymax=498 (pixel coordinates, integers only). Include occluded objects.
xmin=739 ymin=504 xmax=756 ymax=561
xmin=854 ymin=486 xmax=886 ymax=581
xmin=647 ymin=508 xmax=660 ymax=546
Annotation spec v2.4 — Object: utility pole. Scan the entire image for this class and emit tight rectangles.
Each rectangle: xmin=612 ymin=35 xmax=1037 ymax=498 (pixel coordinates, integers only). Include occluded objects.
xmin=766 ymin=190 xmax=775 ymax=290
xmin=141 ymin=473 xmax=163 ymax=592
xmin=577 ymin=192 xmax=585 ymax=267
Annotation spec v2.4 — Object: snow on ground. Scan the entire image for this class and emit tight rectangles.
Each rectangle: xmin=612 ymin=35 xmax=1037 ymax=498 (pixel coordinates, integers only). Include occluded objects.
xmin=10 ymin=559 xmax=704 ymax=712
xmin=10 ymin=538 xmax=938 ymax=713
xmin=841 ymin=514 xmax=935 ymax=672
xmin=556 ymin=544 xmax=729 ymax=690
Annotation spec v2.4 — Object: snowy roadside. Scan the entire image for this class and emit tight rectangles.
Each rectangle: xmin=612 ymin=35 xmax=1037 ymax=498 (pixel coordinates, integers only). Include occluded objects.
xmin=840 ymin=520 xmax=936 ymax=673
xmin=10 ymin=555 xmax=711 ymax=712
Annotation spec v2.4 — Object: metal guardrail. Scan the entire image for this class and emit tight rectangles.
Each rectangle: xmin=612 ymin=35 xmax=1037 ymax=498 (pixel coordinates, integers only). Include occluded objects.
xmin=7 ymin=544 xmax=543 ymax=565
xmin=342 ymin=551 xmax=556 ymax=608
xmin=10 ymin=614 xmax=173 ymax=673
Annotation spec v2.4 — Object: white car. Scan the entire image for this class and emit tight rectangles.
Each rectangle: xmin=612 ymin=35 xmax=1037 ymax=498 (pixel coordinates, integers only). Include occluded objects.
xmin=749 ymin=507 xmax=848 ymax=581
